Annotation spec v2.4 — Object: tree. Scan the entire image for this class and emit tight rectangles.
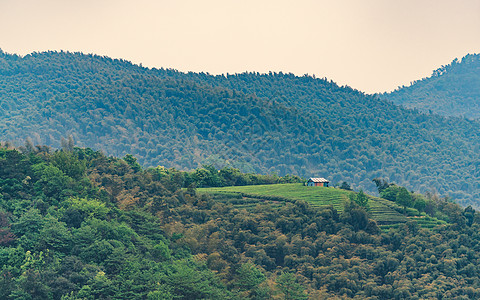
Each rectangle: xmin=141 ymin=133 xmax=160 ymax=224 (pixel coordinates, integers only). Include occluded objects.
xmin=36 ymin=216 xmax=72 ymax=253
xmin=372 ymin=178 xmax=390 ymax=193
xmin=413 ymin=196 xmax=426 ymax=212
xmin=463 ymin=206 xmax=476 ymax=226
xmin=123 ymin=154 xmax=142 ymax=173
xmin=350 ymin=190 xmax=369 ymax=210
xmin=61 ymin=136 xmax=75 ymax=152
xmin=276 ymin=272 xmax=308 ymax=300
xmin=237 ymin=262 xmax=266 ymax=290
xmin=31 ymin=162 xmax=72 ymax=201
xmin=50 ymin=151 xmax=86 ymax=180
xmin=147 ymin=289 xmax=174 ymax=300
xmin=339 ymin=181 xmax=352 ymax=190
xmin=380 ymin=185 xmax=401 ymax=202
xmin=343 ymin=200 xmax=370 ymax=231
xmin=396 ymin=187 xmax=413 ymax=214
xmin=166 ymin=260 xmax=230 ymax=299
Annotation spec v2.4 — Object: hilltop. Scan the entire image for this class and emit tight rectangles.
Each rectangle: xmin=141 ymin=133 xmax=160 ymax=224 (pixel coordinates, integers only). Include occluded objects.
xmin=385 ymin=53 xmax=480 ymax=119
xmin=198 ymin=183 xmax=446 ymax=229
xmin=1 ymin=50 xmax=480 ymax=206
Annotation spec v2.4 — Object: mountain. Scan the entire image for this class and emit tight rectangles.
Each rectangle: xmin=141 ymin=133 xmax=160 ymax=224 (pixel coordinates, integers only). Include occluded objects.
xmin=384 ymin=54 xmax=480 ymax=119
xmin=1 ymin=50 xmax=480 ymax=206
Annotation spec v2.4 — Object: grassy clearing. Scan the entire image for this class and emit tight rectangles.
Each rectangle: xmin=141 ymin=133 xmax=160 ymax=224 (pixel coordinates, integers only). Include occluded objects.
xmin=198 ymin=183 xmax=445 ymax=229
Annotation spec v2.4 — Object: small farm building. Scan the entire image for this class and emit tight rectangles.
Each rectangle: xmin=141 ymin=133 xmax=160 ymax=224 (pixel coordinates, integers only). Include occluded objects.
xmin=307 ymin=178 xmax=329 ymax=187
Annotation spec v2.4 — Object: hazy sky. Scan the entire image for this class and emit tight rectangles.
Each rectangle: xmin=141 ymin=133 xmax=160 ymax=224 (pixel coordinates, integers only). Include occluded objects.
xmin=0 ymin=0 xmax=479 ymax=93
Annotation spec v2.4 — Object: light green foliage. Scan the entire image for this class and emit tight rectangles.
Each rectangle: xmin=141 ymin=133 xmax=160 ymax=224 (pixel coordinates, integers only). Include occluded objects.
xmin=152 ymin=240 xmax=171 ymax=261
xmin=163 ymin=260 xmax=231 ymax=299
xmin=191 ymin=165 xmax=224 ymax=187
xmin=20 ymin=250 xmax=46 ymax=273
xmin=32 ymin=162 xmax=72 ymax=200
xmin=64 ymin=197 xmax=109 ymax=220
xmin=350 ymin=189 xmax=369 ymax=210
xmin=199 ymin=184 xmax=351 ymax=210
xmin=77 ymin=271 xmax=117 ymax=299
xmin=237 ymin=262 xmax=266 ymax=290
xmin=182 ymin=165 xmax=302 ymax=188
xmin=147 ymin=289 xmax=173 ymax=300
xmin=276 ymin=272 xmax=308 ymax=300
xmin=380 ymin=185 xmax=402 ymax=202
xmin=50 ymin=150 xmax=86 ymax=180
xmin=396 ymin=187 xmax=414 ymax=213
xmin=12 ymin=208 xmax=45 ymax=237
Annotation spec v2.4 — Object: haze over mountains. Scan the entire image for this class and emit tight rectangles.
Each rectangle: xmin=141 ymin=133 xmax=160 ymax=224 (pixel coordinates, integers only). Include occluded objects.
xmin=385 ymin=54 xmax=480 ymax=119
xmin=1 ymin=50 xmax=480 ymax=206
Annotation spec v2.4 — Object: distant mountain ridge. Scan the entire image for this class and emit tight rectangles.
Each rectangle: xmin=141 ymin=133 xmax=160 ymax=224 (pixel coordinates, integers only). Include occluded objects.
xmin=1 ymin=50 xmax=480 ymax=206
xmin=384 ymin=54 xmax=480 ymax=119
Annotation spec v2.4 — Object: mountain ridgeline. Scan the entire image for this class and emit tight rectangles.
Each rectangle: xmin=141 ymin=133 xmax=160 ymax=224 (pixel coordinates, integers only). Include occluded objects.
xmin=385 ymin=54 xmax=480 ymax=119
xmin=1 ymin=50 xmax=480 ymax=206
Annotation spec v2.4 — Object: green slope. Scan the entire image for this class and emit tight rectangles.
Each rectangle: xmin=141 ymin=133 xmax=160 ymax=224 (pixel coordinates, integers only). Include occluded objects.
xmin=198 ymin=184 xmax=446 ymax=228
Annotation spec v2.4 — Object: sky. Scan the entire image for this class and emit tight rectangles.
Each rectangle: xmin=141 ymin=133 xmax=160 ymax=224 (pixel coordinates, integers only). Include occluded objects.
xmin=0 ymin=0 xmax=479 ymax=93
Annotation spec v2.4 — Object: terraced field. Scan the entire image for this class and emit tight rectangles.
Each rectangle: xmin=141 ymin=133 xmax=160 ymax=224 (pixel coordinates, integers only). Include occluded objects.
xmin=198 ymin=183 xmax=445 ymax=228
xmin=198 ymin=184 xmax=350 ymax=209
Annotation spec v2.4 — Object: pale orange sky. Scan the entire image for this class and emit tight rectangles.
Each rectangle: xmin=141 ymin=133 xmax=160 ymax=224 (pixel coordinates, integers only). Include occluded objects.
xmin=0 ymin=0 xmax=479 ymax=93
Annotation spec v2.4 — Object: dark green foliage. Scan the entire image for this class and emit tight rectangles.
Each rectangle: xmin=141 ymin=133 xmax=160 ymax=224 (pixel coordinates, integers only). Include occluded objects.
xmin=2 ymin=51 xmax=480 ymax=206
xmin=339 ymin=181 xmax=352 ymax=190
xmin=342 ymin=199 xmax=372 ymax=232
xmin=123 ymin=154 xmax=142 ymax=173
xmin=372 ymin=178 xmax=390 ymax=193
xmin=463 ymin=206 xmax=476 ymax=227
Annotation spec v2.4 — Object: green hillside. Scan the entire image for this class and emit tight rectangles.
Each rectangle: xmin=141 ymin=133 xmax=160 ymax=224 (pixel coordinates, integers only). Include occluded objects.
xmin=2 ymin=50 xmax=480 ymax=207
xmin=1 ymin=146 xmax=479 ymax=299
xmin=198 ymin=184 xmax=445 ymax=228
xmin=385 ymin=53 xmax=480 ymax=119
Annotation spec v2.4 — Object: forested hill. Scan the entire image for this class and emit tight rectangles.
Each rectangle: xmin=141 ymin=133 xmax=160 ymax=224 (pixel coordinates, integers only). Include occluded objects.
xmin=384 ymin=54 xmax=480 ymax=119
xmin=1 ymin=50 xmax=480 ymax=206
xmin=2 ymin=146 xmax=480 ymax=299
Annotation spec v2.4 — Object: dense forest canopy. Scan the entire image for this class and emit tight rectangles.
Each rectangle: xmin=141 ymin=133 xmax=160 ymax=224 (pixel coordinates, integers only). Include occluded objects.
xmin=385 ymin=53 xmax=480 ymax=119
xmin=1 ymin=146 xmax=480 ymax=299
xmin=1 ymin=50 xmax=480 ymax=207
